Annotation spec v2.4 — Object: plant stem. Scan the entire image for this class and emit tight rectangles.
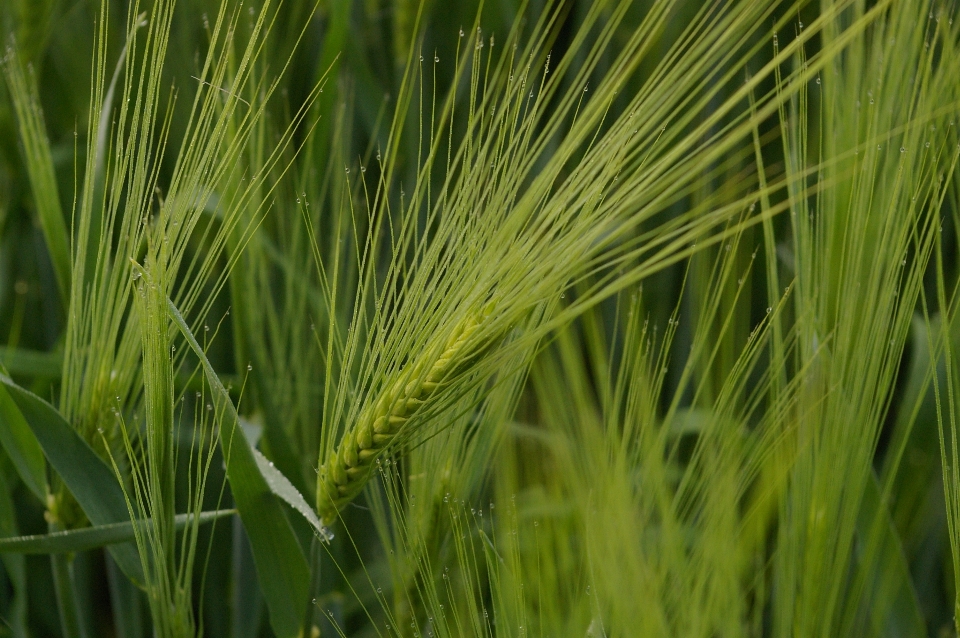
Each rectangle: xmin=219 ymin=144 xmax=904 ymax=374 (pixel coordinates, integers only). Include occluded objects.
xmin=49 ymin=524 xmax=87 ymax=638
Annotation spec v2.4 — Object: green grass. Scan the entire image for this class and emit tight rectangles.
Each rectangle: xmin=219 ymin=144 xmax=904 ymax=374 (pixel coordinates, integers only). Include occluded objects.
xmin=1 ymin=0 xmax=959 ymax=636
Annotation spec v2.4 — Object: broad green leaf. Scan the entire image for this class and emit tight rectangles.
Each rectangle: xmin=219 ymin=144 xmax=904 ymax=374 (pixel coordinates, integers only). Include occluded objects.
xmin=231 ymin=517 xmax=265 ymax=638
xmin=106 ymin=555 xmax=146 ymax=638
xmin=0 ymin=382 xmax=47 ymax=502
xmin=255 ymin=383 xmax=311 ymax=498
xmin=851 ymin=471 xmax=926 ymax=637
xmin=0 ymin=509 xmax=235 ymax=554
xmin=167 ymin=298 xmax=311 ymax=638
xmin=253 ymin=449 xmax=329 ymax=541
xmin=883 ymin=316 xmax=942 ymax=544
xmin=0 ymin=374 xmax=144 ymax=586
xmin=0 ymin=346 xmax=62 ymax=378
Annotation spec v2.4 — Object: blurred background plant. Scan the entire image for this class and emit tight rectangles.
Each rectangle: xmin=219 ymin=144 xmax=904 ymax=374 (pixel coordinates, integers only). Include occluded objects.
xmin=0 ymin=0 xmax=959 ymax=637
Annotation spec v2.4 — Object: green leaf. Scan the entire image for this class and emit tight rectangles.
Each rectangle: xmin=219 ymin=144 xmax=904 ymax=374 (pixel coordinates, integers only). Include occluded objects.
xmin=0 ymin=346 xmax=62 ymax=378
xmin=0 ymin=374 xmax=145 ymax=586
xmin=106 ymin=554 xmax=146 ymax=638
xmin=0 ymin=382 xmax=47 ymax=502
xmin=230 ymin=517 xmax=265 ymax=638
xmin=166 ymin=298 xmax=311 ymax=638
xmin=0 ymin=509 xmax=235 ymax=554
xmin=253 ymin=449 xmax=329 ymax=541
xmin=852 ymin=470 xmax=927 ymax=637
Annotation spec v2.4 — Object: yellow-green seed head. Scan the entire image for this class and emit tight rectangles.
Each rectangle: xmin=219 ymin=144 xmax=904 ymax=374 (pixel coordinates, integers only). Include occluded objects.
xmin=315 ymin=306 xmax=493 ymax=526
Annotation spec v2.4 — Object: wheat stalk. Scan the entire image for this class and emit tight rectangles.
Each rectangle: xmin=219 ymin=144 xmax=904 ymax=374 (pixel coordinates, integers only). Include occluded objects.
xmin=316 ymin=307 xmax=492 ymax=527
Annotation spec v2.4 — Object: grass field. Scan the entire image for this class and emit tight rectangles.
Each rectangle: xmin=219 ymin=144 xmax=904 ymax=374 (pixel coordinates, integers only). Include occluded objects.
xmin=1 ymin=0 xmax=960 ymax=636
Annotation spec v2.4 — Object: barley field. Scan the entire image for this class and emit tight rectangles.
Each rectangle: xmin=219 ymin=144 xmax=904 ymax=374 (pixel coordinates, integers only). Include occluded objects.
xmin=1 ymin=0 xmax=959 ymax=636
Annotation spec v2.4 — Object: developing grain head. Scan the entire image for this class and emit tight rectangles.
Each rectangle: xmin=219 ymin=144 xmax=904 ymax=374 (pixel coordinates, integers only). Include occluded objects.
xmin=316 ymin=305 xmax=493 ymax=527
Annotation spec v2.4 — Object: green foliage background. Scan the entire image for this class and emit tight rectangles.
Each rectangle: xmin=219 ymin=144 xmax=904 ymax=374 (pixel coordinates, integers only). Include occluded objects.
xmin=0 ymin=0 xmax=959 ymax=636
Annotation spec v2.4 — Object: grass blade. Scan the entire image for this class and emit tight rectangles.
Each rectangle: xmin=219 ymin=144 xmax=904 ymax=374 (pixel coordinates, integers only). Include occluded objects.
xmin=0 ymin=347 xmax=62 ymax=378
xmin=166 ymin=297 xmax=311 ymax=638
xmin=0 ymin=373 xmax=144 ymax=585
xmin=0 ymin=509 xmax=236 ymax=554
xmin=231 ymin=517 xmax=265 ymax=638
xmin=853 ymin=472 xmax=926 ymax=636
xmin=0 ymin=381 xmax=47 ymax=502
xmin=254 ymin=449 xmax=328 ymax=540
xmin=106 ymin=554 xmax=146 ymax=638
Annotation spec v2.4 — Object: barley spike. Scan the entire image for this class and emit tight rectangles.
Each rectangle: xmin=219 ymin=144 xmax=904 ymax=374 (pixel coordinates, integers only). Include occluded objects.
xmin=316 ymin=307 xmax=491 ymax=527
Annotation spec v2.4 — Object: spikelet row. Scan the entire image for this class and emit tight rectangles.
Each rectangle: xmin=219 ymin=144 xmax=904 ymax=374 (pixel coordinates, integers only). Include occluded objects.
xmin=316 ymin=308 xmax=490 ymax=526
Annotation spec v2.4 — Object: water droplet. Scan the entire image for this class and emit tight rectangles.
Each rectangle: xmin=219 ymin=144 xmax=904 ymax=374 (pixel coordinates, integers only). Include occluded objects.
xmin=766 ymin=307 xmax=772 ymax=313
xmin=815 ymin=77 xmax=821 ymax=85
xmin=247 ymin=363 xmax=253 ymax=371
xmin=459 ymin=29 xmax=464 ymax=37
xmin=900 ymin=147 xmax=906 ymax=153
xmin=207 ymin=404 xmax=213 ymax=411
xmin=434 ymin=55 xmax=439 ymax=62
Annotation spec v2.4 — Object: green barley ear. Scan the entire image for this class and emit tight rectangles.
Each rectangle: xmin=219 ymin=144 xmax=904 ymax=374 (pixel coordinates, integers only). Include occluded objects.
xmin=316 ymin=304 xmax=493 ymax=527
xmin=129 ymin=257 xmax=193 ymax=637
xmin=2 ymin=44 xmax=70 ymax=305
